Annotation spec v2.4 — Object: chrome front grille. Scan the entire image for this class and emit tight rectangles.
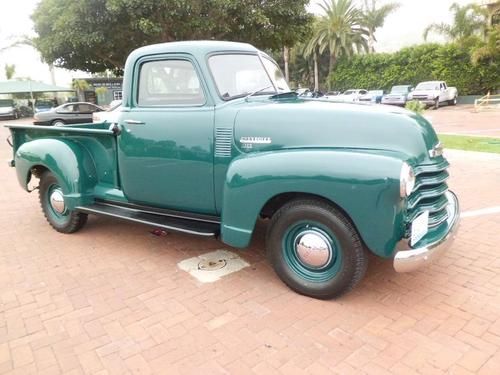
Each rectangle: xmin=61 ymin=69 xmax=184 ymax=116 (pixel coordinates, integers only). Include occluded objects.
xmin=405 ymin=159 xmax=450 ymax=236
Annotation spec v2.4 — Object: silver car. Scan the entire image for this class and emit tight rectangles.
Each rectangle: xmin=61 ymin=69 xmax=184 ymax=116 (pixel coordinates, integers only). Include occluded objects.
xmin=33 ymin=102 xmax=103 ymax=126
xmin=382 ymin=85 xmax=414 ymax=106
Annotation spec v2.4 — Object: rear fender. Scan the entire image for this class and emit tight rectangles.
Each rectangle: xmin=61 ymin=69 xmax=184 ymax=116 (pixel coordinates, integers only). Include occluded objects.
xmin=14 ymin=138 xmax=98 ymax=209
xmin=220 ymin=149 xmax=405 ymax=257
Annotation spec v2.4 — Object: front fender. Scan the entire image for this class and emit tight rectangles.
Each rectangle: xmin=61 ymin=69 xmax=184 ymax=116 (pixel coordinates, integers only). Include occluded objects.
xmin=221 ymin=149 xmax=405 ymax=257
xmin=15 ymin=138 xmax=97 ymax=209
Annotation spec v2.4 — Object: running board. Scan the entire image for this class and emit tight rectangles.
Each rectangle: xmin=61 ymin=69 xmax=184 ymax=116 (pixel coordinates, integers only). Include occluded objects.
xmin=76 ymin=203 xmax=219 ymax=237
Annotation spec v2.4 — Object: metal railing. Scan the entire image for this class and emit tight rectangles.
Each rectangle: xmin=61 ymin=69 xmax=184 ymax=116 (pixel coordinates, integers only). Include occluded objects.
xmin=474 ymin=93 xmax=500 ymax=111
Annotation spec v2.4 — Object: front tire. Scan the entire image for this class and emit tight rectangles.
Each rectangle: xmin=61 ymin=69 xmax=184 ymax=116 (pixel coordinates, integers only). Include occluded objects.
xmin=266 ymin=199 xmax=368 ymax=299
xmin=449 ymin=96 xmax=457 ymax=106
xmin=434 ymin=97 xmax=440 ymax=110
xmin=39 ymin=171 xmax=88 ymax=233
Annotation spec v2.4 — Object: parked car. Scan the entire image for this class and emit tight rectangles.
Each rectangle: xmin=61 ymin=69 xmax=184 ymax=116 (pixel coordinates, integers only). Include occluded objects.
xmin=338 ymin=89 xmax=368 ymax=102
xmin=0 ymin=99 xmax=21 ymax=120
xmin=34 ymin=99 xmax=57 ymax=113
xmin=92 ymin=100 xmax=122 ymax=123
xmin=408 ymin=81 xmax=458 ymax=109
xmin=382 ymin=85 xmax=414 ymax=106
xmin=33 ymin=102 xmax=104 ymax=126
xmin=7 ymin=41 xmax=459 ymax=299
xmin=19 ymin=105 xmax=34 ymax=118
xmin=360 ymin=90 xmax=384 ymax=104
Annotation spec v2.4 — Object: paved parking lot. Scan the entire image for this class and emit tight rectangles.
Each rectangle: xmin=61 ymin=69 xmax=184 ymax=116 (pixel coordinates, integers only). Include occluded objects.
xmin=1 ymin=111 xmax=500 ymax=374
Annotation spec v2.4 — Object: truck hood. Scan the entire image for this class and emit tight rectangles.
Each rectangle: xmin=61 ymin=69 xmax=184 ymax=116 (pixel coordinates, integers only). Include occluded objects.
xmin=232 ymin=98 xmax=439 ymax=163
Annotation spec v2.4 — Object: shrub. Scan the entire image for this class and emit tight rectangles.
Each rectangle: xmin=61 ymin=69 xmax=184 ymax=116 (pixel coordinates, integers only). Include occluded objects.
xmin=329 ymin=43 xmax=499 ymax=95
xmin=405 ymin=100 xmax=426 ymax=114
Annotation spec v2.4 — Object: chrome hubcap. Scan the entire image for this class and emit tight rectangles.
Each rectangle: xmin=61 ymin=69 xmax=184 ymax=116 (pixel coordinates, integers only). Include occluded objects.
xmin=294 ymin=230 xmax=332 ymax=269
xmin=49 ymin=189 xmax=66 ymax=214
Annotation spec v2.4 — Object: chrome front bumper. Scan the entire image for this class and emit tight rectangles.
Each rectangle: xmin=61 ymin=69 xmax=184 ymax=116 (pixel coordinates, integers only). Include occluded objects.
xmin=393 ymin=191 xmax=460 ymax=273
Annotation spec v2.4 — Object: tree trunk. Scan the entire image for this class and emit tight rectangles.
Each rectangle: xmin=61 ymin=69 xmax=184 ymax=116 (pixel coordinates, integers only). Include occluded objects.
xmin=369 ymin=29 xmax=375 ymax=53
xmin=328 ymin=54 xmax=336 ymax=91
xmin=283 ymin=46 xmax=289 ymax=83
xmin=49 ymin=63 xmax=56 ymax=85
xmin=314 ymin=51 xmax=319 ymax=92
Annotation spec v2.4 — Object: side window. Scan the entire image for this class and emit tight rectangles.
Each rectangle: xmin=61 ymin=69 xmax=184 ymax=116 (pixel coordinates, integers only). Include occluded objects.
xmin=60 ymin=104 xmax=76 ymax=113
xmin=138 ymin=60 xmax=205 ymax=106
xmin=78 ymin=104 xmax=92 ymax=113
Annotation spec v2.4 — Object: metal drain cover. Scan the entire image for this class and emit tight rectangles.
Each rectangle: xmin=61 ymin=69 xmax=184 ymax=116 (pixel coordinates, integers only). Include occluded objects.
xmin=198 ymin=259 xmax=227 ymax=271
xmin=178 ymin=250 xmax=250 ymax=283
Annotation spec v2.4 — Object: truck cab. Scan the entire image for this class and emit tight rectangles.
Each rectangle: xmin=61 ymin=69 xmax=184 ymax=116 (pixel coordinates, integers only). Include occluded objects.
xmin=7 ymin=41 xmax=460 ymax=299
xmin=409 ymin=81 xmax=458 ymax=109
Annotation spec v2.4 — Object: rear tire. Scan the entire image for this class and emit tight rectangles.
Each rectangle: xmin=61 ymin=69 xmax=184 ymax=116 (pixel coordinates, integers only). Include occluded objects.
xmin=51 ymin=119 xmax=65 ymax=126
xmin=39 ymin=171 xmax=88 ymax=233
xmin=266 ymin=199 xmax=368 ymax=299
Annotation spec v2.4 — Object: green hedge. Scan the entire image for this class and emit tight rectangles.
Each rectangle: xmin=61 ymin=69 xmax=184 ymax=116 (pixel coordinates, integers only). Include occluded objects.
xmin=329 ymin=43 xmax=499 ymax=95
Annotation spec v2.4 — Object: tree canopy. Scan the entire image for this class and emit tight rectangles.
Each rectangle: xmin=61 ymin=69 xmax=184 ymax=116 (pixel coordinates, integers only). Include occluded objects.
xmin=423 ymin=2 xmax=487 ymax=42
xmin=32 ymin=0 xmax=313 ymax=73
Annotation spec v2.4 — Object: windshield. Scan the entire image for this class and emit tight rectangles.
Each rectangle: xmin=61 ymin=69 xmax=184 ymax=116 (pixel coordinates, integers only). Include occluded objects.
xmin=208 ymin=54 xmax=287 ymax=100
xmin=343 ymin=90 xmax=355 ymax=95
xmin=391 ymin=86 xmax=410 ymax=94
xmin=0 ymin=99 xmax=14 ymax=107
xmin=416 ymin=82 xmax=439 ymax=91
xmin=261 ymin=57 xmax=289 ymax=91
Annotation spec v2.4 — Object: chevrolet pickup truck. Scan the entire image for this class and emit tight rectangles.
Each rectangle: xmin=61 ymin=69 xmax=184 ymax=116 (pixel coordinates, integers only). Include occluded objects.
xmin=6 ymin=41 xmax=460 ymax=299
xmin=408 ymin=81 xmax=458 ymax=109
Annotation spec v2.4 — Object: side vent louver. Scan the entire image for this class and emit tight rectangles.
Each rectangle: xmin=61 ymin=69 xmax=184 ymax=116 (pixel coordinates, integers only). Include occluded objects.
xmin=215 ymin=127 xmax=233 ymax=157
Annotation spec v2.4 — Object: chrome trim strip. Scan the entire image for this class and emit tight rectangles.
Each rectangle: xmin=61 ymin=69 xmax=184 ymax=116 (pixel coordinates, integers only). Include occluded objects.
xmin=96 ymin=201 xmax=221 ymax=224
xmin=394 ymin=191 xmax=460 ymax=273
xmin=76 ymin=206 xmax=217 ymax=237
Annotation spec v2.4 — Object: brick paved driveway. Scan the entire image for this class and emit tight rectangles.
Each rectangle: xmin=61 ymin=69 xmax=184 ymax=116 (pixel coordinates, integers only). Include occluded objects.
xmin=426 ymin=105 xmax=500 ymax=138
xmin=1 ymin=118 xmax=500 ymax=374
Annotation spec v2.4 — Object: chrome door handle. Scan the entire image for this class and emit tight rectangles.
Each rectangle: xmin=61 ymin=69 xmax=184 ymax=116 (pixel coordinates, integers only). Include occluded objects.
xmin=124 ymin=119 xmax=145 ymax=125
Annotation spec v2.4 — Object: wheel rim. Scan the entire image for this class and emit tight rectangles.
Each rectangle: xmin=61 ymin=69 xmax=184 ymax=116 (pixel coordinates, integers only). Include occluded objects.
xmin=46 ymin=184 xmax=68 ymax=223
xmin=53 ymin=121 xmax=64 ymax=126
xmin=282 ymin=222 xmax=342 ymax=282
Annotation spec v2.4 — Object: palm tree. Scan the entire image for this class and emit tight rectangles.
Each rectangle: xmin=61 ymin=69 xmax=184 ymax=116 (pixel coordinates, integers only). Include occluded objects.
xmin=304 ymin=0 xmax=369 ymax=88
xmin=72 ymin=79 xmax=90 ymax=101
xmin=362 ymin=0 xmax=400 ymax=53
xmin=423 ymin=3 xmax=488 ymax=42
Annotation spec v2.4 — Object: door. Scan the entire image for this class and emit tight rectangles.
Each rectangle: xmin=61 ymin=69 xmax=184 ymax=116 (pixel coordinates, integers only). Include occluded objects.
xmin=117 ymin=57 xmax=216 ymax=214
xmin=76 ymin=103 xmax=99 ymax=123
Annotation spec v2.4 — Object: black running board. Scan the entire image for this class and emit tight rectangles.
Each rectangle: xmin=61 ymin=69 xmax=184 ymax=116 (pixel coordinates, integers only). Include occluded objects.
xmin=76 ymin=203 xmax=219 ymax=237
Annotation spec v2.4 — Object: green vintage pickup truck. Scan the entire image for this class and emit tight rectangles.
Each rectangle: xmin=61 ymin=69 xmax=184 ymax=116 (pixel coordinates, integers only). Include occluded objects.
xmin=7 ymin=41 xmax=459 ymax=299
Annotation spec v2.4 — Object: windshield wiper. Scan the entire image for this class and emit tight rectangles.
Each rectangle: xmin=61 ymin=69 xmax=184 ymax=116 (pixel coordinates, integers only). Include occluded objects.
xmin=244 ymin=85 xmax=276 ymax=101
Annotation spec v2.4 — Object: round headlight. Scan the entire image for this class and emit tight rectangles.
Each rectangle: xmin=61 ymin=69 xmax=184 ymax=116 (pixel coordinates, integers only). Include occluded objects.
xmin=400 ymin=162 xmax=415 ymax=197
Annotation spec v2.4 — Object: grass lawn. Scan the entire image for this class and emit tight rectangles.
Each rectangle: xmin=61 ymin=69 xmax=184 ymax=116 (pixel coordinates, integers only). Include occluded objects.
xmin=438 ymin=134 xmax=500 ymax=154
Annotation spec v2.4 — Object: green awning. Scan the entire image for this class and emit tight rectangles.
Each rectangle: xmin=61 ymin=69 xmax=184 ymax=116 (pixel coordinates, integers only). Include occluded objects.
xmin=0 ymin=80 xmax=74 ymax=94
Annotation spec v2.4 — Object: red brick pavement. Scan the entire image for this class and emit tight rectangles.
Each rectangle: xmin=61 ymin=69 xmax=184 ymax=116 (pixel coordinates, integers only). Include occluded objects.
xmin=1 ymin=119 xmax=500 ymax=374
xmin=427 ymin=105 xmax=500 ymax=138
